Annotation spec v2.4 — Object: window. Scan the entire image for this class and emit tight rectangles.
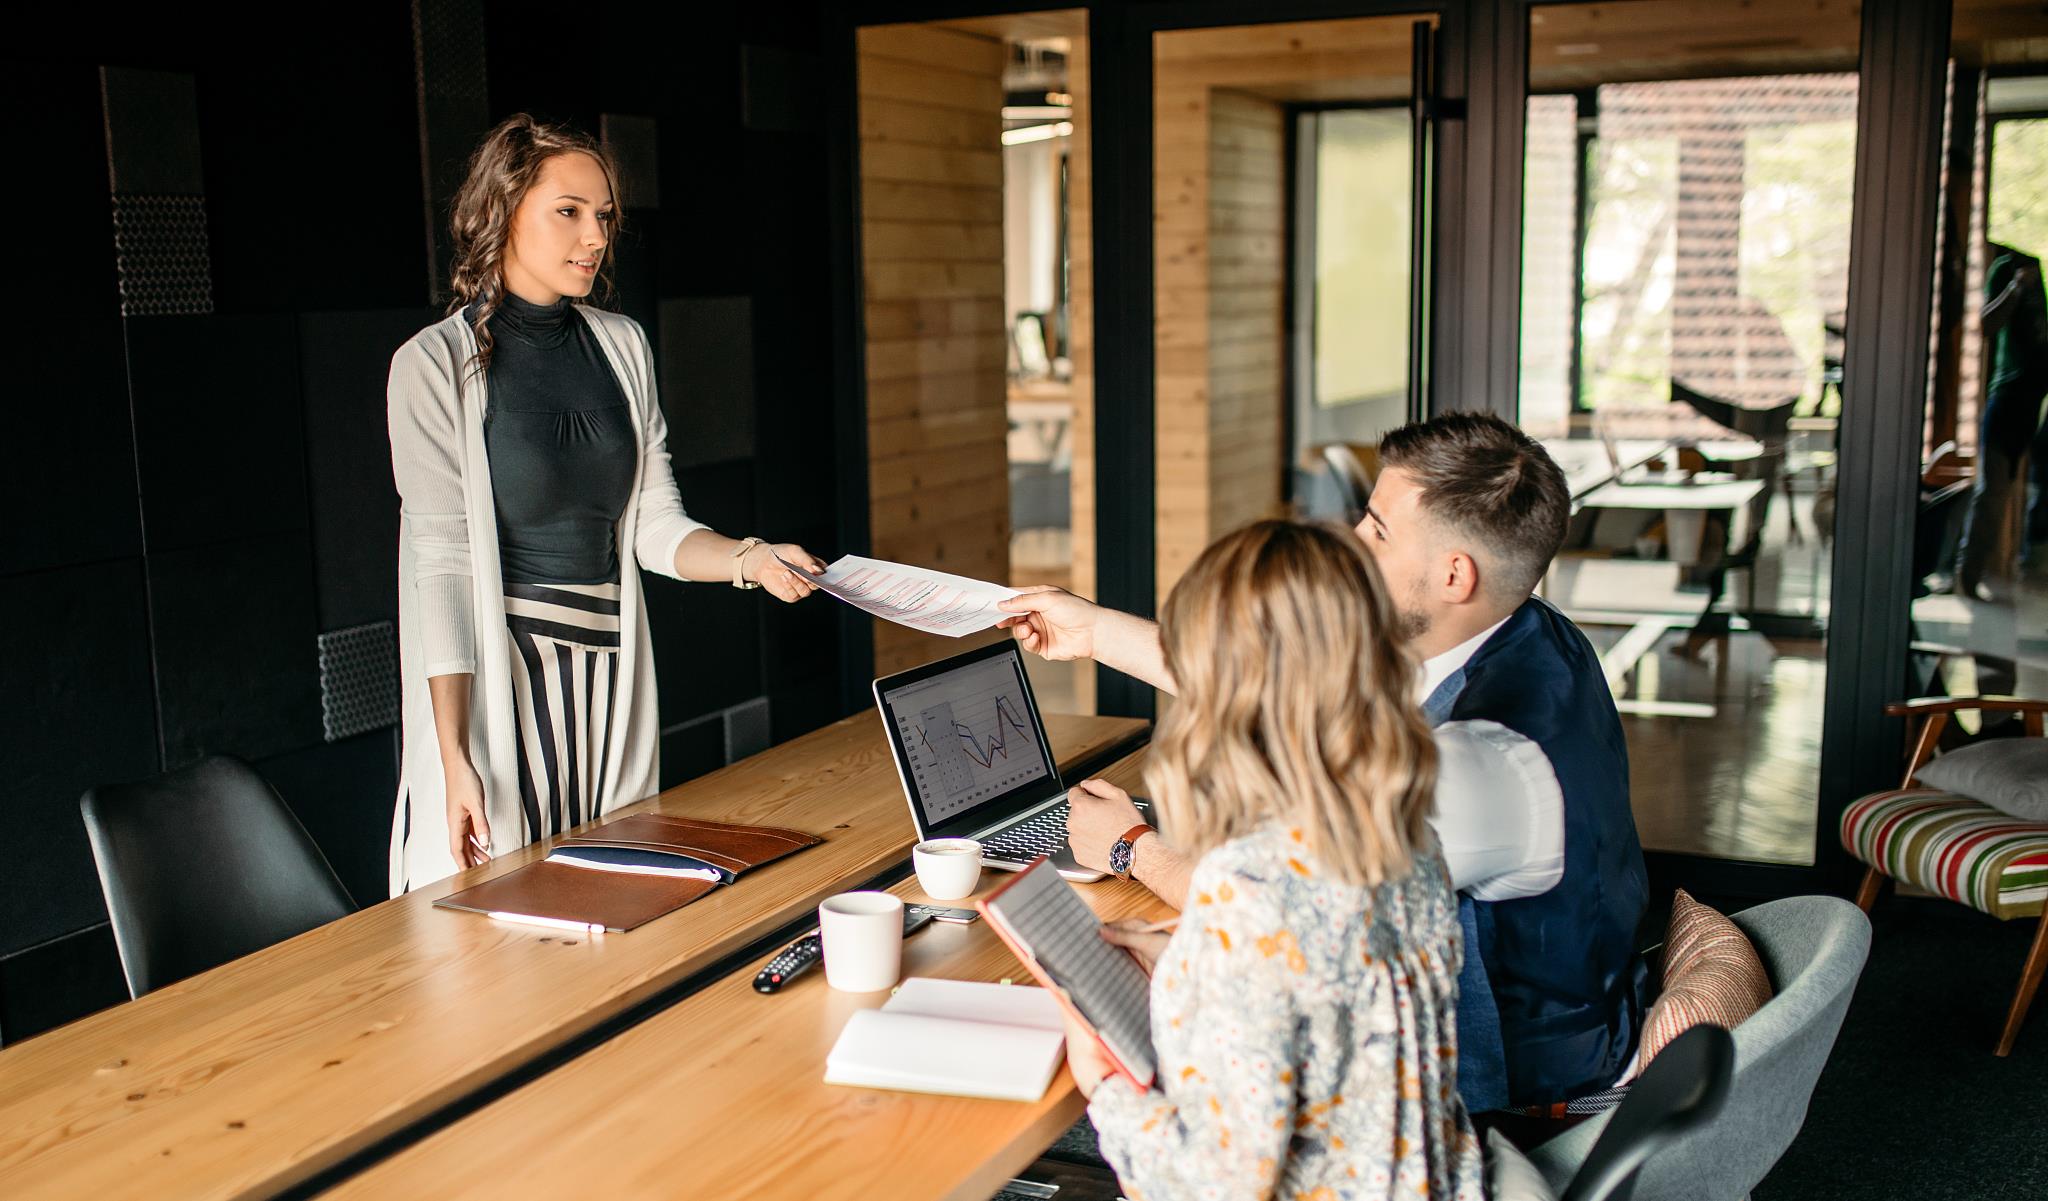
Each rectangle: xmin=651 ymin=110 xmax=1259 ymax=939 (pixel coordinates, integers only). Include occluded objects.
xmin=1290 ymin=106 xmax=1414 ymax=455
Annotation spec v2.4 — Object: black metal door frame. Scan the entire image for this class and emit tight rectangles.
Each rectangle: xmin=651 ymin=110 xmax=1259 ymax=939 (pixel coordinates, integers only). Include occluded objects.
xmin=1495 ymin=0 xmax=1953 ymax=898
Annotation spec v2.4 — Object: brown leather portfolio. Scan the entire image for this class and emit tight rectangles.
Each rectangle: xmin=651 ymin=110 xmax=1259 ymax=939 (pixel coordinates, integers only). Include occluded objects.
xmin=435 ymin=814 xmax=823 ymax=932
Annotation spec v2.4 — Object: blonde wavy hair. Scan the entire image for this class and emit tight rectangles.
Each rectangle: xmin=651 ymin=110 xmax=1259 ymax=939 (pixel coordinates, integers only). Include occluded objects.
xmin=445 ymin=113 xmax=625 ymax=380
xmin=1143 ymin=520 xmax=1438 ymax=888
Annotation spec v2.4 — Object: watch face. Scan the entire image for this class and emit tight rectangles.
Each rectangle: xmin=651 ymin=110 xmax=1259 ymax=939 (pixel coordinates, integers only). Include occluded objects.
xmin=1109 ymin=839 xmax=1132 ymax=876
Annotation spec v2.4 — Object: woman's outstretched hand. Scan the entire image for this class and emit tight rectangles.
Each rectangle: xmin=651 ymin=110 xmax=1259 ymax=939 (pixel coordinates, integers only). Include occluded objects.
xmin=746 ymin=543 xmax=826 ymax=603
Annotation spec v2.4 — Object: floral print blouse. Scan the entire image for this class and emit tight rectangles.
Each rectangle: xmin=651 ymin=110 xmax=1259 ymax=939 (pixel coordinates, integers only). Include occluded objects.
xmin=1087 ymin=823 xmax=1486 ymax=1201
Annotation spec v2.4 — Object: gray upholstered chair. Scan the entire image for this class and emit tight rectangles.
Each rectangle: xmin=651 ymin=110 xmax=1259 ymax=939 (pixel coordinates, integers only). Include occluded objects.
xmin=1526 ymin=895 xmax=1871 ymax=1201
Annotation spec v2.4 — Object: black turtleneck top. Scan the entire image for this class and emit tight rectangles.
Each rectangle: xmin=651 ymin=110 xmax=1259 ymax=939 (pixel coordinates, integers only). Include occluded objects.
xmin=469 ymin=293 xmax=637 ymax=585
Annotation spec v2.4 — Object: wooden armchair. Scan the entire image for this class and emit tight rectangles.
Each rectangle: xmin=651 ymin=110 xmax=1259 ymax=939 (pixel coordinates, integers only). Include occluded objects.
xmin=1841 ymin=696 xmax=2048 ymax=1055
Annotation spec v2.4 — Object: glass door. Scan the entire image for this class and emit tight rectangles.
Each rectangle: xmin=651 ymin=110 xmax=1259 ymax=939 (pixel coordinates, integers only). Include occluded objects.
xmin=1150 ymin=14 xmax=1438 ymax=606
xmin=1905 ymin=7 xmax=2048 ymax=721
xmin=1516 ymin=0 xmax=1864 ymax=866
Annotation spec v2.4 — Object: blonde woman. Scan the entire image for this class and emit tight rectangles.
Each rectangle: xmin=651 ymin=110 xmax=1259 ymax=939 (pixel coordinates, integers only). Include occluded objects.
xmin=386 ymin=114 xmax=823 ymax=893
xmin=1065 ymin=520 xmax=1485 ymax=1201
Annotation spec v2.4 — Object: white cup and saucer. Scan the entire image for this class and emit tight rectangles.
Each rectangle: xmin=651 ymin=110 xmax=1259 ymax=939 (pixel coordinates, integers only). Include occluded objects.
xmin=910 ymin=837 xmax=984 ymax=901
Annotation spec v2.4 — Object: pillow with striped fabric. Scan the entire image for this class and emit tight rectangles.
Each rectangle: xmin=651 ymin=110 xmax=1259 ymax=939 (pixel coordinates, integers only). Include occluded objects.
xmin=1639 ymin=890 xmax=1773 ymax=1065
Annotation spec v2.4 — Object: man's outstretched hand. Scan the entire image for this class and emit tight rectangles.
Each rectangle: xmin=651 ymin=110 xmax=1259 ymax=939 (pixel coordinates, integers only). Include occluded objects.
xmin=995 ymin=586 xmax=1101 ymax=662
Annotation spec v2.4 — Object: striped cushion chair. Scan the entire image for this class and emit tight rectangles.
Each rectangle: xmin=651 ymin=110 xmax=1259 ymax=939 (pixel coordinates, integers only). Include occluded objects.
xmin=1839 ymin=695 xmax=2048 ymax=1056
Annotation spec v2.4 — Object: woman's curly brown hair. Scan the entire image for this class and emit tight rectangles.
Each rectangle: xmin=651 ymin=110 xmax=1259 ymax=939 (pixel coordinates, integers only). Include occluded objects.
xmin=445 ymin=113 xmax=626 ymax=381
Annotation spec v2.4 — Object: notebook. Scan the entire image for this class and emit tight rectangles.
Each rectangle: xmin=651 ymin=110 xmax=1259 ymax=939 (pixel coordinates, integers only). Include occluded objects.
xmin=435 ymin=813 xmax=822 ymax=932
xmin=824 ymin=978 xmax=1068 ymax=1102
xmin=977 ymin=858 xmax=1157 ymax=1088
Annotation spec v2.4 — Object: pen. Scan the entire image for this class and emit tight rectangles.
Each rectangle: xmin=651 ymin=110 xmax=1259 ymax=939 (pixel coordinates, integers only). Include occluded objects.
xmin=487 ymin=911 xmax=606 ymax=936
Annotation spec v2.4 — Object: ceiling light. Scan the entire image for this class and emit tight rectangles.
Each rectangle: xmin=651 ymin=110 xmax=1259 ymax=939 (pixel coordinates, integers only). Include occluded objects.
xmin=1002 ymin=121 xmax=1074 ymax=146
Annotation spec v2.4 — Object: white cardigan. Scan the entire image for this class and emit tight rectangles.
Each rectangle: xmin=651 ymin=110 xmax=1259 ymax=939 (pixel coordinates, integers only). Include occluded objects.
xmin=385 ymin=306 xmax=705 ymax=895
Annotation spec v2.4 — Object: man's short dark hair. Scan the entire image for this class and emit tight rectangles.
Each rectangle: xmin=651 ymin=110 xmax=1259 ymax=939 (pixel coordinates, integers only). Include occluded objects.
xmin=1377 ymin=412 xmax=1570 ymax=600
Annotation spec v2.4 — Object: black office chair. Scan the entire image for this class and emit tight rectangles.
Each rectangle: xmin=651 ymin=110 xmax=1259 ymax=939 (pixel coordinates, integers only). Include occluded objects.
xmin=1558 ymin=1024 xmax=1735 ymax=1201
xmin=80 ymin=755 xmax=356 ymax=998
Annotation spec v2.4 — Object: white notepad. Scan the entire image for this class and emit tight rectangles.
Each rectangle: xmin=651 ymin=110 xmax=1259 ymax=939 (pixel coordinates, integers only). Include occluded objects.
xmin=823 ymin=978 xmax=1067 ymax=1102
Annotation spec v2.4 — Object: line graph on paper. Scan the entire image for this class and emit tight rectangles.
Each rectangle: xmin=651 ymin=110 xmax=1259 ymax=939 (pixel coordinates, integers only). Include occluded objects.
xmin=892 ymin=669 xmax=1051 ymax=823
xmin=781 ymin=553 xmax=1018 ymax=637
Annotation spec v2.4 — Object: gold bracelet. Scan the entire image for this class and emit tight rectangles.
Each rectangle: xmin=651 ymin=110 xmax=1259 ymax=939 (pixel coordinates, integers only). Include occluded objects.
xmin=730 ymin=536 xmax=764 ymax=589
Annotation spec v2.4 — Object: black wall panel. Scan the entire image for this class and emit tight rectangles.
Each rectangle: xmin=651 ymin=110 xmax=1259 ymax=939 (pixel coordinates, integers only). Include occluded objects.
xmin=148 ymin=532 xmax=323 ymax=768
xmin=256 ymin=727 xmax=400 ymax=910
xmin=610 ymin=220 xmax=661 ymax=343
xmin=482 ymin=0 xmax=606 ymax=134
xmin=647 ymin=459 xmax=764 ymax=724
xmin=768 ymin=676 xmax=842 ymax=747
xmin=0 ymin=925 xmax=127 ymax=1045
xmin=195 ymin=19 xmax=426 ymax=315
xmin=0 ymin=559 xmax=158 ymax=955
xmin=101 ymin=67 xmax=206 ymax=194
xmin=10 ymin=312 xmax=137 ymax=578
xmin=300 ymin=308 xmax=436 ymax=630
xmin=742 ymin=126 xmax=839 ymax=704
xmin=9 ymin=59 xmax=121 ymax=309
xmin=659 ymin=296 xmax=756 ymax=469
xmin=743 ymin=134 xmax=835 ymax=539
xmin=416 ymin=0 xmax=492 ymax=299
xmin=654 ymin=12 xmax=749 ymax=296
xmin=742 ymin=45 xmax=824 ymax=135
xmin=4 ymin=63 xmax=137 ymax=578
xmin=127 ymin=314 xmax=308 ymax=552
xmin=658 ymin=716 xmax=727 ymax=791
xmin=648 ymin=576 xmax=768 ymax=727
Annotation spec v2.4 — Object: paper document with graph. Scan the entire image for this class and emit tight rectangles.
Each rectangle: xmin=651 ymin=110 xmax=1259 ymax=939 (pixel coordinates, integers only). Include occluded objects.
xmin=778 ymin=552 xmax=1020 ymax=637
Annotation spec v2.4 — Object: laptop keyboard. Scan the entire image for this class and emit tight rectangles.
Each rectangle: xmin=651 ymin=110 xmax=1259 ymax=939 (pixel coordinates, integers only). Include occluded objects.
xmin=981 ymin=801 xmax=1073 ymax=863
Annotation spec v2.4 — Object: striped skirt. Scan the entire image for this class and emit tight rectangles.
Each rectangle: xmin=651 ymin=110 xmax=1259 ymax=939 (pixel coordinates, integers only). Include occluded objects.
xmin=504 ymin=580 xmax=625 ymax=842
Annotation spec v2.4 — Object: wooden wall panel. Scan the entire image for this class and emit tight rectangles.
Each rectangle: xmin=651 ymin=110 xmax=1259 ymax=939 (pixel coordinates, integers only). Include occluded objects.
xmin=1066 ymin=34 xmax=1097 ymax=712
xmin=1152 ymin=67 xmax=1213 ymax=605
xmin=858 ymin=24 xmax=1010 ymax=675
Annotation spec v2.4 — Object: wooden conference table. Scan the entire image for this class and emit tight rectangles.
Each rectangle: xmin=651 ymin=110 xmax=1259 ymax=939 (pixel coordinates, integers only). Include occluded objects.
xmin=326 ymin=747 xmax=1172 ymax=1201
xmin=0 ymin=711 xmax=1148 ymax=1201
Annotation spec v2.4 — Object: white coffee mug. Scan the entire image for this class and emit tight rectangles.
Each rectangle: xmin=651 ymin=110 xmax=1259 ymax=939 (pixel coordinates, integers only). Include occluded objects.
xmin=912 ymin=838 xmax=984 ymax=900
xmin=818 ymin=891 xmax=904 ymax=992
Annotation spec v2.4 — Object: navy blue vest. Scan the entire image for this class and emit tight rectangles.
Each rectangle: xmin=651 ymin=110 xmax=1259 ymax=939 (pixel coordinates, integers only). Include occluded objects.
xmin=1431 ymin=598 xmax=1650 ymax=1108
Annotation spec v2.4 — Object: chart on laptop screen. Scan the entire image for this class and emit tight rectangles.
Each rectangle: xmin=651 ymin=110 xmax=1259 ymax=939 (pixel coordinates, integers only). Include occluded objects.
xmin=888 ymin=657 xmax=1051 ymax=823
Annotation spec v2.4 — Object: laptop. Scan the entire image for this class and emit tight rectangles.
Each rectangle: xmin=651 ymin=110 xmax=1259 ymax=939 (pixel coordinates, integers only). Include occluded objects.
xmin=874 ymin=640 xmax=1146 ymax=883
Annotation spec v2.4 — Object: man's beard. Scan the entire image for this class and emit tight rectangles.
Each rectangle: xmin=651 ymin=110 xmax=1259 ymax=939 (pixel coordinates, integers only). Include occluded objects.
xmin=1398 ymin=589 xmax=1432 ymax=641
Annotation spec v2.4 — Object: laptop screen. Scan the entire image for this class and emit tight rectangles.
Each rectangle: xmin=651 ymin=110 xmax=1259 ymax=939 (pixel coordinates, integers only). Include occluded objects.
xmin=873 ymin=641 xmax=1064 ymax=840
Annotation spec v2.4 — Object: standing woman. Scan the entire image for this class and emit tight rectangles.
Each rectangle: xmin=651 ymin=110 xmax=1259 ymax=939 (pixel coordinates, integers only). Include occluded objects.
xmin=386 ymin=114 xmax=824 ymax=893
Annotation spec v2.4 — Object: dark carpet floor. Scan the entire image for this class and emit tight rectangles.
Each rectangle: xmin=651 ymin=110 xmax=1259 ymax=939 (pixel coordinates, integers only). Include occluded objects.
xmin=1756 ymin=895 xmax=2047 ymax=1201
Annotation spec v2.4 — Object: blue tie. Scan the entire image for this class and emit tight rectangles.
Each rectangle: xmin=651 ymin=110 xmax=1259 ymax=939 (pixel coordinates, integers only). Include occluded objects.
xmin=1421 ymin=664 xmax=1513 ymax=1113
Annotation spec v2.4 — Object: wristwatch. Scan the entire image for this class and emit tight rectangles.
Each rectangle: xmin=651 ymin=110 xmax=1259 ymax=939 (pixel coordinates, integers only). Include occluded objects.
xmin=1109 ymin=823 xmax=1155 ymax=881
xmin=730 ymin=536 xmax=764 ymax=590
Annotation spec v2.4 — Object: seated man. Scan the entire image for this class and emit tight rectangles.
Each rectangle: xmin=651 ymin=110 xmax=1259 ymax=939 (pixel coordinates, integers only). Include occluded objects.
xmin=997 ymin=412 xmax=1650 ymax=1115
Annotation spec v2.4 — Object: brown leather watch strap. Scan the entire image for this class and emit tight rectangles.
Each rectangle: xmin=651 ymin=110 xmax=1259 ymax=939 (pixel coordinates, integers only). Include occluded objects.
xmin=1116 ymin=823 xmax=1155 ymax=879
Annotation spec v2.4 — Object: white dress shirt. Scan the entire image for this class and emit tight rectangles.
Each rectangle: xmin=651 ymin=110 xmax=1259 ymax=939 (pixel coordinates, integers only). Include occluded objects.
xmin=1419 ymin=620 xmax=1567 ymax=903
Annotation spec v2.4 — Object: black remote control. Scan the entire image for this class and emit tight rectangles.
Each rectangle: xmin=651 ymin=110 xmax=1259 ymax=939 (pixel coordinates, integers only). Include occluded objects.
xmin=752 ymin=904 xmax=969 ymax=993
